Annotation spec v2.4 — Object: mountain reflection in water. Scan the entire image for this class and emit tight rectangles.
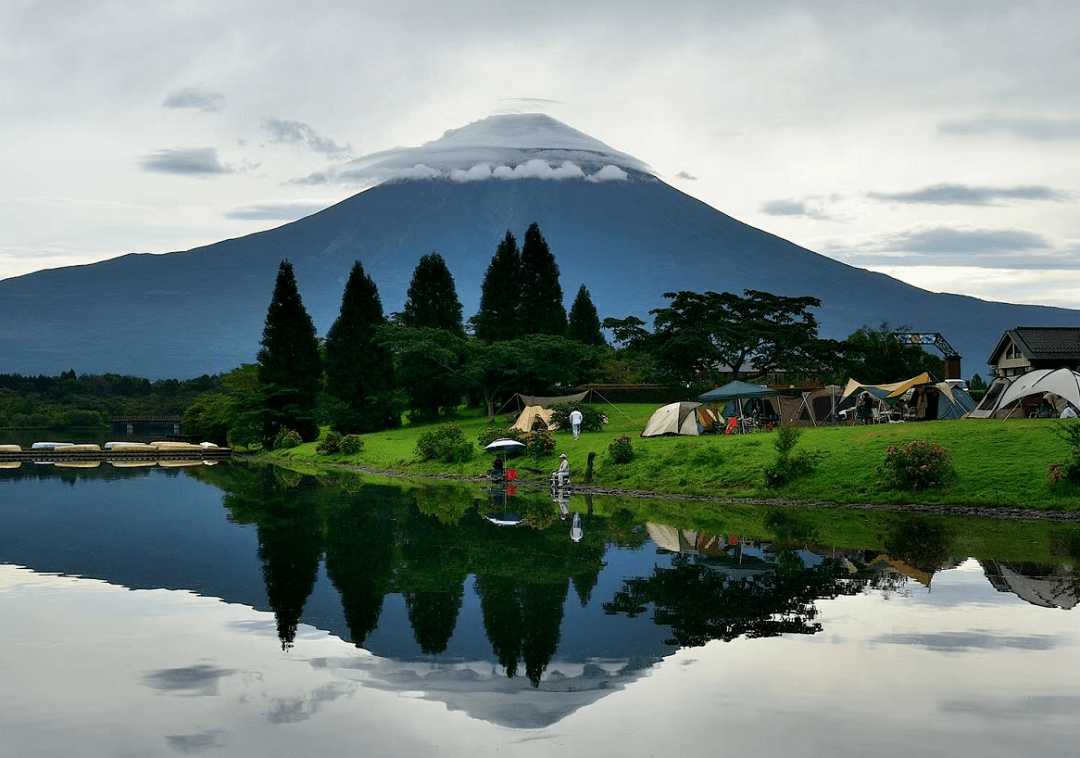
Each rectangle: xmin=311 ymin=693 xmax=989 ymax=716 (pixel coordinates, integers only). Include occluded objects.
xmin=2 ymin=460 xmax=1080 ymax=735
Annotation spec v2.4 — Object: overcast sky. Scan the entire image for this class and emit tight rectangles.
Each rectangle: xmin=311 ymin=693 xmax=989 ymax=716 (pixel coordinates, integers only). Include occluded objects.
xmin=3 ymin=1 xmax=1079 ymax=308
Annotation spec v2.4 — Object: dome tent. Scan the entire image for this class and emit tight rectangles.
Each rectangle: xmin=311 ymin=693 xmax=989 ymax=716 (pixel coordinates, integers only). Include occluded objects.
xmin=642 ymin=401 xmax=706 ymax=437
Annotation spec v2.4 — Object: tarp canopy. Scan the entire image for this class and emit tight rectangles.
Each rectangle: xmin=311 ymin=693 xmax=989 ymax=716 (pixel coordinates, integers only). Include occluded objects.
xmin=641 ymin=401 xmax=704 ymax=437
xmin=511 ymin=405 xmax=555 ymax=433
xmin=842 ymin=372 xmax=934 ymax=401
xmin=996 ymin=368 xmax=1080 ymax=412
xmin=698 ymin=380 xmax=779 ymax=404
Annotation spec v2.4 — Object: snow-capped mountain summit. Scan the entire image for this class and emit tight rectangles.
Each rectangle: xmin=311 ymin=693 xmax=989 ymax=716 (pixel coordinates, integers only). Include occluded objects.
xmin=337 ymin=113 xmax=649 ymax=185
xmin=0 ymin=114 xmax=1076 ymax=378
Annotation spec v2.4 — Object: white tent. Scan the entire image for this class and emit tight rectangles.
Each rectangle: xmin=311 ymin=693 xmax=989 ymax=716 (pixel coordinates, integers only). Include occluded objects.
xmin=994 ymin=368 xmax=1080 ymax=415
xmin=641 ymin=401 xmax=705 ymax=437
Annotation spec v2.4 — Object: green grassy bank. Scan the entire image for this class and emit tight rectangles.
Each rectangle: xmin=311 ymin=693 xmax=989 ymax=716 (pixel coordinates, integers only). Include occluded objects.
xmin=261 ymin=402 xmax=1080 ymax=513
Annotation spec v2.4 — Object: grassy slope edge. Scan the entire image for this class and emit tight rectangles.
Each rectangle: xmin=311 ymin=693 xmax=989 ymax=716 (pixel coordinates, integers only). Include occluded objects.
xmin=261 ymin=403 xmax=1080 ymax=512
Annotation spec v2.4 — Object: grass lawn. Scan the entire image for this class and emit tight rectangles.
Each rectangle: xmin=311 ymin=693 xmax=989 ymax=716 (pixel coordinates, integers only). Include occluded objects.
xmin=263 ymin=403 xmax=1080 ymax=512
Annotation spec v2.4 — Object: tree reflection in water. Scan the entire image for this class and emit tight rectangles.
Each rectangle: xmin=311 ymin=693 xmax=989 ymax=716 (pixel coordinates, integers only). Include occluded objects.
xmin=189 ymin=463 xmax=1080 ymax=681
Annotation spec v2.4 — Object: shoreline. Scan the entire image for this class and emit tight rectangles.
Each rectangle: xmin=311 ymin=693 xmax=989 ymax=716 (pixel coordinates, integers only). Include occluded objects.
xmin=265 ymin=456 xmax=1080 ymax=523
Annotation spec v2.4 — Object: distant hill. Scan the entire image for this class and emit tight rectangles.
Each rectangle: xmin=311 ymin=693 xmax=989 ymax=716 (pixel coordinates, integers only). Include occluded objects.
xmin=1 ymin=114 xmax=1075 ymax=379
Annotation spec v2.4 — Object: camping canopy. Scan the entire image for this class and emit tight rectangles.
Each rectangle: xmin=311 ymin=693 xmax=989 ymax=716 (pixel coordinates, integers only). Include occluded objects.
xmin=698 ymin=380 xmax=779 ymax=403
xmin=698 ymin=380 xmax=779 ymax=422
xmin=642 ymin=401 xmax=703 ymax=437
xmin=996 ymin=368 xmax=1080 ymax=412
xmin=842 ymin=372 xmax=934 ymax=401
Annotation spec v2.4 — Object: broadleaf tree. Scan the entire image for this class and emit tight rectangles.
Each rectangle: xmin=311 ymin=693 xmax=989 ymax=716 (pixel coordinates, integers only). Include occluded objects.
xmin=649 ymin=289 xmax=826 ymax=384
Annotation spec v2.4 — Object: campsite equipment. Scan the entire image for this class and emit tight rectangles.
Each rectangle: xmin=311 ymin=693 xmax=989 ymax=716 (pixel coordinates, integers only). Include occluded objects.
xmin=484 ymin=438 xmax=527 ymax=454
xmin=986 ymin=368 xmax=1080 ymax=418
xmin=842 ymin=372 xmax=975 ymax=422
xmin=698 ymin=380 xmax=780 ymax=431
xmin=641 ymin=401 xmax=704 ymax=437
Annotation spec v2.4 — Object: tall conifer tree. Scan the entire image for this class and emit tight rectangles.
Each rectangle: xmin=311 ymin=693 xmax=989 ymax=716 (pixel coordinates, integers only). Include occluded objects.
xmin=518 ymin=222 xmax=565 ymax=336
xmin=473 ymin=230 xmax=522 ymax=342
xmin=401 ymin=252 xmax=465 ymax=337
xmin=566 ymin=284 xmax=606 ymax=346
xmin=324 ymin=261 xmax=399 ymax=433
xmin=257 ymin=260 xmax=322 ymax=442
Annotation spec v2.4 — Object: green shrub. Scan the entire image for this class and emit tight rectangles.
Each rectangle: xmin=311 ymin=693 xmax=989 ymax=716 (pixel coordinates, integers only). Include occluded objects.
xmin=524 ymin=428 xmax=556 ymax=458
xmin=340 ymin=434 xmax=364 ymax=455
xmin=878 ymin=440 xmax=953 ymax=491
xmin=608 ymin=435 xmax=634 ymax=464
xmin=273 ymin=428 xmax=303 ymax=450
xmin=1048 ymin=420 xmax=1080 ymax=485
xmin=416 ymin=423 xmax=474 ymax=463
xmin=478 ymin=425 xmax=525 ymax=448
xmin=549 ymin=403 xmax=605 ymax=434
xmin=764 ymin=424 xmax=823 ymax=488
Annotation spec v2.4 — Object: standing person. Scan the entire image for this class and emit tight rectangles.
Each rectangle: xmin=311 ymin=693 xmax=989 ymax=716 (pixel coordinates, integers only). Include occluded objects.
xmin=569 ymin=405 xmax=584 ymax=440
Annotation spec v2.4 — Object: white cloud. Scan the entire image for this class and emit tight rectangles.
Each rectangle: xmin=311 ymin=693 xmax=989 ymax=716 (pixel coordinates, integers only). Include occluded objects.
xmin=586 ymin=165 xmax=629 ymax=182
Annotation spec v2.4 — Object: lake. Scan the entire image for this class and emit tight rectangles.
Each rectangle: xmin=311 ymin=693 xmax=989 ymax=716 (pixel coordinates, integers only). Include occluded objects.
xmin=1 ymin=460 xmax=1079 ymax=757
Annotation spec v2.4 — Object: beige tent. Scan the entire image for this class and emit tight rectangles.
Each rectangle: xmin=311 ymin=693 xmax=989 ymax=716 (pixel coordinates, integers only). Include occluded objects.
xmin=641 ymin=401 xmax=705 ymax=437
xmin=511 ymin=405 xmax=555 ymax=433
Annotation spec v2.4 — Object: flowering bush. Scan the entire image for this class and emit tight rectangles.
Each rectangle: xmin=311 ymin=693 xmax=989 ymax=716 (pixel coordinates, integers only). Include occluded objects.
xmin=608 ymin=435 xmax=634 ymax=464
xmin=524 ymin=428 xmax=556 ymax=458
xmin=317 ymin=430 xmax=343 ymax=454
xmin=339 ymin=434 xmax=364 ymax=455
xmin=878 ymin=440 xmax=953 ymax=491
xmin=273 ymin=428 xmax=303 ymax=450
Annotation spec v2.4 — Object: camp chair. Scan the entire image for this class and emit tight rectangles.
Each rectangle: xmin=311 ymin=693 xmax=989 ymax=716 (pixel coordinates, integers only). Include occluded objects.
xmin=724 ymin=417 xmax=739 ymax=435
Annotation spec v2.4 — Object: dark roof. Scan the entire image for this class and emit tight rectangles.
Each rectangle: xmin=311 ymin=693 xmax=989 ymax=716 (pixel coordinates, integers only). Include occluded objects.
xmin=990 ymin=327 xmax=1080 ymax=364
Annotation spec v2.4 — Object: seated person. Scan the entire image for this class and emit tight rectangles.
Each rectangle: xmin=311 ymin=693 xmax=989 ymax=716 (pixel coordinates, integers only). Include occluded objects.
xmin=491 ymin=456 xmax=505 ymax=480
xmin=552 ymin=453 xmax=570 ymax=484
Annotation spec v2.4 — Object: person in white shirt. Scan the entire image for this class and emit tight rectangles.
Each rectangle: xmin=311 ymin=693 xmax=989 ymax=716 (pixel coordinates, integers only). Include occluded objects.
xmin=1061 ymin=403 xmax=1078 ymax=419
xmin=569 ymin=406 xmax=584 ymax=439
xmin=552 ymin=453 xmax=570 ymax=485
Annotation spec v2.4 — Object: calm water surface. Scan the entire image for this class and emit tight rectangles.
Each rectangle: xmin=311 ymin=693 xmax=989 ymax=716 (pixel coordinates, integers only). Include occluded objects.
xmin=1 ymin=461 xmax=1078 ymax=757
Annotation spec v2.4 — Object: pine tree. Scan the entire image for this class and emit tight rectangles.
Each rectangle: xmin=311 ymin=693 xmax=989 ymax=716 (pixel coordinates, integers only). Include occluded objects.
xmin=518 ymin=222 xmax=565 ymax=336
xmin=256 ymin=260 xmax=322 ymax=442
xmin=324 ymin=261 xmax=399 ymax=433
xmin=473 ymin=230 xmax=522 ymax=342
xmin=566 ymin=284 xmax=606 ymax=346
xmin=401 ymin=252 xmax=465 ymax=337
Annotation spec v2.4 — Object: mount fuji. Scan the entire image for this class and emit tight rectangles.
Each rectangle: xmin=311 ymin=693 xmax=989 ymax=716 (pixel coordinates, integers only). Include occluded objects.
xmin=1 ymin=114 xmax=1075 ymax=379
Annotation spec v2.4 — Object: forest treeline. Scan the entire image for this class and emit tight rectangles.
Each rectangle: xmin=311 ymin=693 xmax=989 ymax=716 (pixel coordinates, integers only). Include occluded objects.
xmin=1 ymin=221 xmax=944 ymax=440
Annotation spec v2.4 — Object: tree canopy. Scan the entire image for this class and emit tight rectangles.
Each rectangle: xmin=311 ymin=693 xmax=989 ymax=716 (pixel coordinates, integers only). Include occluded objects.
xmin=518 ymin=223 xmax=566 ymax=337
xmin=401 ymin=252 xmax=465 ymax=337
xmin=649 ymin=289 xmax=826 ymax=384
xmin=566 ymin=285 xmax=606 ymax=347
xmin=324 ymin=261 xmax=400 ymax=433
xmin=473 ymin=231 xmax=522 ymax=342
xmin=256 ymin=260 xmax=322 ymax=442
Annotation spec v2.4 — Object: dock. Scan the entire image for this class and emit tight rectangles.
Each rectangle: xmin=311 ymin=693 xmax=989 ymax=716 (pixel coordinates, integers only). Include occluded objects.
xmin=0 ymin=445 xmax=232 ymax=463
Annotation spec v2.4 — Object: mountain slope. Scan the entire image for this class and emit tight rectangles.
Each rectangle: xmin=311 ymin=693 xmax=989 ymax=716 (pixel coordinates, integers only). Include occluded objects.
xmin=1 ymin=116 xmax=1075 ymax=379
